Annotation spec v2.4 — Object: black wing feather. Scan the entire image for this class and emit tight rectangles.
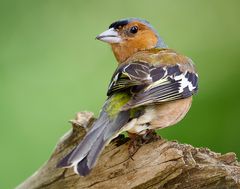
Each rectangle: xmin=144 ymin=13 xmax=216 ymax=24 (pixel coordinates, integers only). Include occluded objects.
xmin=107 ymin=62 xmax=151 ymax=96
xmin=107 ymin=61 xmax=198 ymax=110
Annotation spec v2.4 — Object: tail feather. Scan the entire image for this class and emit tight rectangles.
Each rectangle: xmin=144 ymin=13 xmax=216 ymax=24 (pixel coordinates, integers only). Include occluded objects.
xmin=70 ymin=124 xmax=107 ymax=164
xmin=86 ymin=134 xmax=105 ymax=168
xmin=57 ymin=109 xmax=130 ymax=176
xmin=76 ymin=135 xmax=105 ymax=176
xmin=76 ymin=156 xmax=90 ymax=176
xmin=57 ymin=147 xmax=75 ymax=168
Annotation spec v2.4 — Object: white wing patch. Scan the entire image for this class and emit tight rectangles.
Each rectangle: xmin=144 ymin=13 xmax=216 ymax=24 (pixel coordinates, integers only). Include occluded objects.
xmin=174 ymin=72 xmax=196 ymax=93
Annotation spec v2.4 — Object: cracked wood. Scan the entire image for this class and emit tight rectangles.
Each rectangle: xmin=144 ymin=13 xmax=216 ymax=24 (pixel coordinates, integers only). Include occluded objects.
xmin=16 ymin=112 xmax=240 ymax=189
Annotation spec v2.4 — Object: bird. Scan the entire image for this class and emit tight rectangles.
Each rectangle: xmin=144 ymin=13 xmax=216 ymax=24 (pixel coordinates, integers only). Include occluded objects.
xmin=57 ymin=18 xmax=198 ymax=176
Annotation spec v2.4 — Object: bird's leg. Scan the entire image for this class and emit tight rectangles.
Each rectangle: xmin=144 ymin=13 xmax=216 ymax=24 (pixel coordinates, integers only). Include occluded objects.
xmin=113 ymin=134 xmax=130 ymax=147
xmin=128 ymin=130 xmax=161 ymax=159
xmin=142 ymin=129 xmax=161 ymax=143
xmin=128 ymin=133 xmax=143 ymax=160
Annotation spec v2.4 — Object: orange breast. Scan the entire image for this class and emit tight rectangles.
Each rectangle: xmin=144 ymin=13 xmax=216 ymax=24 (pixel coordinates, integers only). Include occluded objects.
xmin=149 ymin=97 xmax=192 ymax=129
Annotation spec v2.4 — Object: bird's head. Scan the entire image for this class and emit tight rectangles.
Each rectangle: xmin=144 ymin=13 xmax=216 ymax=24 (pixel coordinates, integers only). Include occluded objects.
xmin=96 ymin=18 xmax=167 ymax=63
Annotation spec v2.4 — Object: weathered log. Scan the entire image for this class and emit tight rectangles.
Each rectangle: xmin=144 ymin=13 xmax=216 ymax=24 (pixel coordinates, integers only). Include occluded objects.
xmin=16 ymin=112 xmax=240 ymax=189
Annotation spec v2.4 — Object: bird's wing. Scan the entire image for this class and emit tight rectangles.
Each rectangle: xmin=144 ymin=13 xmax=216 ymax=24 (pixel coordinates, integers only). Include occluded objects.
xmin=107 ymin=55 xmax=198 ymax=110
xmin=122 ymin=64 xmax=198 ymax=110
xmin=107 ymin=62 xmax=152 ymax=96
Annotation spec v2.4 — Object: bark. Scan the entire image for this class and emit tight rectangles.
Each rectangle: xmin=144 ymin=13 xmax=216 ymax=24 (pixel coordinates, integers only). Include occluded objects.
xmin=16 ymin=112 xmax=240 ymax=189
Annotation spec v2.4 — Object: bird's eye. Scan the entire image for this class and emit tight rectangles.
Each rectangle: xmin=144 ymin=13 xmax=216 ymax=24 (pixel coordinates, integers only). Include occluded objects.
xmin=130 ymin=26 xmax=138 ymax=34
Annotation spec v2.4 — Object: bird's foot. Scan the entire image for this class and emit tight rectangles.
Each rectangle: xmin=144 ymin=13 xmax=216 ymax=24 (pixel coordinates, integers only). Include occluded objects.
xmin=113 ymin=134 xmax=130 ymax=147
xmin=142 ymin=130 xmax=161 ymax=143
xmin=128 ymin=130 xmax=161 ymax=159
xmin=128 ymin=134 xmax=143 ymax=160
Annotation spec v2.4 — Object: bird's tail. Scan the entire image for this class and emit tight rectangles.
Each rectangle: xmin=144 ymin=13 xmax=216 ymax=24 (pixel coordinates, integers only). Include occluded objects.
xmin=57 ymin=93 xmax=131 ymax=176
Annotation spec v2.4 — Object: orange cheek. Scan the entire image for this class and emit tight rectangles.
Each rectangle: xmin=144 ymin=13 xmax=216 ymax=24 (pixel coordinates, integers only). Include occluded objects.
xmin=132 ymin=32 xmax=158 ymax=50
xmin=111 ymin=31 xmax=158 ymax=63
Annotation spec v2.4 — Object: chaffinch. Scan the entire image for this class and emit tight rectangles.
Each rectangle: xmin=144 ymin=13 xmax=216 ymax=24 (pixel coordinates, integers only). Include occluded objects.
xmin=57 ymin=18 xmax=198 ymax=176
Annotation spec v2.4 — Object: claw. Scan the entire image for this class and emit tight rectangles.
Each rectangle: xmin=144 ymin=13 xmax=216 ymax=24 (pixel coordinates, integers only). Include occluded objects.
xmin=112 ymin=134 xmax=130 ymax=147
xmin=128 ymin=134 xmax=144 ymax=159
xmin=142 ymin=130 xmax=161 ymax=143
xmin=128 ymin=130 xmax=161 ymax=159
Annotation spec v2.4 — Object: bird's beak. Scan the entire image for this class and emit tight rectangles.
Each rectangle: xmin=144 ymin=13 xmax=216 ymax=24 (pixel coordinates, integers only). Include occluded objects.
xmin=96 ymin=28 xmax=122 ymax=44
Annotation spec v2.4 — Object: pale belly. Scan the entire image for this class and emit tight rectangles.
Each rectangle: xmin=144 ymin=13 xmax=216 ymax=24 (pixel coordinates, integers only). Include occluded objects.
xmin=126 ymin=97 xmax=192 ymax=134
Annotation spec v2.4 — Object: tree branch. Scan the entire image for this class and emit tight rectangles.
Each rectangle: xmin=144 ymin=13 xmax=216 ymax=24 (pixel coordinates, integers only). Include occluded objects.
xmin=16 ymin=112 xmax=240 ymax=189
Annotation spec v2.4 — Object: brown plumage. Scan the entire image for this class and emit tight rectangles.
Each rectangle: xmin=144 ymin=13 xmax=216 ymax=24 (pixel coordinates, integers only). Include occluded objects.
xmin=110 ymin=21 xmax=158 ymax=63
xmin=99 ymin=19 xmax=197 ymax=133
xmin=119 ymin=48 xmax=195 ymax=132
xmin=57 ymin=18 xmax=198 ymax=176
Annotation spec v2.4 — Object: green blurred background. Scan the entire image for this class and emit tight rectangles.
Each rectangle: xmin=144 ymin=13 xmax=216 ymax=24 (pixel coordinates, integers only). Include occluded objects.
xmin=0 ymin=0 xmax=240 ymax=188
